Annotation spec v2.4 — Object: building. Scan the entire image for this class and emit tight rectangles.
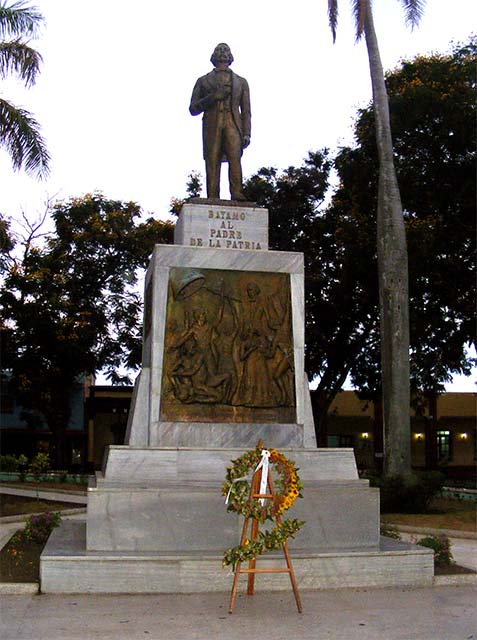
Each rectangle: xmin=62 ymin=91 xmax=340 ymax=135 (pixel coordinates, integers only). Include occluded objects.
xmin=0 ymin=372 xmax=90 ymax=470
xmin=2 ymin=380 xmax=475 ymax=481
xmin=323 ymin=391 xmax=476 ymax=481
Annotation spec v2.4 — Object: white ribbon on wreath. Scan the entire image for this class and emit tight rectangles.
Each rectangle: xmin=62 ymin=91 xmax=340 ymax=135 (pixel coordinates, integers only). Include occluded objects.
xmin=224 ymin=449 xmax=271 ymax=506
xmin=255 ymin=449 xmax=271 ymax=505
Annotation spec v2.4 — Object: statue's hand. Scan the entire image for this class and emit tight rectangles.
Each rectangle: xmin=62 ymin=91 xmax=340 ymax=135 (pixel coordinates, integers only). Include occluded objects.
xmin=242 ymin=135 xmax=251 ymax=149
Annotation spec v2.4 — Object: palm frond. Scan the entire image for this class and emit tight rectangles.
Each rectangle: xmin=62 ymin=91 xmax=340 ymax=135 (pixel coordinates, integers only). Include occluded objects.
xmin=400 ymin=0 xmax=425 ymax=29
xmin=0 ymin=0 xmax=43 ymax=39
xmin=352 ymin=0 xmax=367 ymax=41
xmin=0 ymin=39 xmax=41 ymax=86
xmin=328 ymin=0 xmax=338 ymax=42
xmin=0 ymin=98 xmax=50 ymax=179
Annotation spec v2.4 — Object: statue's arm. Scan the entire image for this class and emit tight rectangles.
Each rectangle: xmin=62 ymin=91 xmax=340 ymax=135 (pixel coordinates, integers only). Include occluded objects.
xmin=240 ymin=79 xmax=251 ymax=147
xmin=189 ymin=78 xmax=215 ymax=116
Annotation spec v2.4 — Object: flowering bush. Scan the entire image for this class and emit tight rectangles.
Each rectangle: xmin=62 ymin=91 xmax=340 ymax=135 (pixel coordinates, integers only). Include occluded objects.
xmin=416 ymin=534 xmax=454 ymax=567
xmin=0 ymin=453 xmax=28 ymax=472
xmin=19 ymin=512 xmax=62 ymax=545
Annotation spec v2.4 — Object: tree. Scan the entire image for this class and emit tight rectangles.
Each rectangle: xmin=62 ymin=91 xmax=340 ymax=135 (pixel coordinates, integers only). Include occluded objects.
xmin=1 ymin=194 xmax=173 ymax=467
xmin=244 ymin=39 xmax=475 ymax=442
xmin=327 ymin=0 xmax=426 ymax=477
xmin=170 ymin=170 xmax=204 ymax=215
xmin=336 ymin=38 xmax=476 ymax=397
xmin=0 ymin=0 xmax=50 ymax=178
xmin=244 ymin=153 xmax=380 ymax=439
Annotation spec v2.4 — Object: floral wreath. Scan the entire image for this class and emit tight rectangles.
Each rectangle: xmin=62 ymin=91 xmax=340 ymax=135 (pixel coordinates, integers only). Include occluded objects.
xmin=222 ymin=445 xmax=304 ymax=569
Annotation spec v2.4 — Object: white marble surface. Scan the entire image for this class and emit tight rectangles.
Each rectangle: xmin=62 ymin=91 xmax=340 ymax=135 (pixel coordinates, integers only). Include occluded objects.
xmin=124 ymin=369 xmax=149 ymax=446
xmin=174 ymin=202 xmax=269 ymax=251
xmin=101 ymin=447 xmax=360 ymax=483
xmin=41 ymin=521 xmax=434 ymax=594
xmin=126 ymin=243 xmax=312 ymax=449
xmin=86 ymin=480 xmax=379 ymax=553
xmin=85 ymin=447 xmax=375 ymax=553
xmin=149 ymin=421 xmax=304 ymax=448
xmin=153 ymin=243 xmax=304 ymax=273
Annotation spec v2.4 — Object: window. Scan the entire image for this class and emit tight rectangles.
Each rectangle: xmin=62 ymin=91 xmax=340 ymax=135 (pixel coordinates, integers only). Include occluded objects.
xmin=327 ymin=435 xmax=354 ymax=448
xmin=436 ymin=430 xmax=451 ymax=461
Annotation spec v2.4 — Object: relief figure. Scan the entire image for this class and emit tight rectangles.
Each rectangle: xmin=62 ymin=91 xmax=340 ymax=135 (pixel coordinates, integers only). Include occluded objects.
xmin=167 ymin=283 xmax=231 ymax=404
xmin=161 ymin=269 xmax=295 ymax=420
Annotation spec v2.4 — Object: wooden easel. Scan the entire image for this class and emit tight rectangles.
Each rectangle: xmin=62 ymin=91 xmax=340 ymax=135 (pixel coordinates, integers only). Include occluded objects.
xmin=228 ymin=451 xmax=302 ymax=614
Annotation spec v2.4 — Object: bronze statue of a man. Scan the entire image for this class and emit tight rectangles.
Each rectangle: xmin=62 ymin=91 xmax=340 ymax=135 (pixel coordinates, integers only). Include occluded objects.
xmin=189 ymin=43 xmax=251 ymax=201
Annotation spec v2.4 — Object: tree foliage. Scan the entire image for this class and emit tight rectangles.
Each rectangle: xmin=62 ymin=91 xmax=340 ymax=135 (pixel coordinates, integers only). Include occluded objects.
xmin=244 ymin=38 xmax=476 ymax=435
xmin=1 ymin=194 xmax=173 ymax=465
xmin=339 ymin=38 xmax=476 ymax=395
xmin=0 ymin=0 xmax=49 ymax=178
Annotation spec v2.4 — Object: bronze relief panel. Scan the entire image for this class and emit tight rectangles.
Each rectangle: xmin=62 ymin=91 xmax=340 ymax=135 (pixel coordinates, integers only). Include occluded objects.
xmin=160 ymin=267 xmax=296 ymax=423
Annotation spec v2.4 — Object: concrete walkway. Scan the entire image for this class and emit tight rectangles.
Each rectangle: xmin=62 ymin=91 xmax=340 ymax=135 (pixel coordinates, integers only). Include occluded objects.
xmin=1 ymin=585 xmax=476 ymax=640
xmin=1 ymin=486 xmax=476 ymax=639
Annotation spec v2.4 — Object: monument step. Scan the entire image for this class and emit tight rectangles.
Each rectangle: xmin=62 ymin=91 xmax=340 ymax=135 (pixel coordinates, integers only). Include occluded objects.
xmin=40 ymin=520 xmax=434 ymax=594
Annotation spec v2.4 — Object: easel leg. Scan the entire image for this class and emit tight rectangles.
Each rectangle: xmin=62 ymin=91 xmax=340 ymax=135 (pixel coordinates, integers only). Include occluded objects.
xmin=247 ymin=518 xmax=259 ymax=595
xmin=229 ymin=515 xmax=250 ymax=614
xmin=229 ymin=560 xmax=241 ymax=614
xmin=282 ymin=540 xmax=303 ymax=613
xmin=269 ymin=477 xmax=303 ymax=614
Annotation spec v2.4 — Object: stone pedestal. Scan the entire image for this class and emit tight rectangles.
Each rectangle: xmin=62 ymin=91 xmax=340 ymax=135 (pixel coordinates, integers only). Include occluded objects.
xmin=86 ymin=447 xmax=379 ymax=553
xmin=41 ymin=200 xmax=434 ymax=593
xmin=174 ymin=199 xmax=268 ymax=250
xmin=125 ymin=242 xmax=316 ymax=450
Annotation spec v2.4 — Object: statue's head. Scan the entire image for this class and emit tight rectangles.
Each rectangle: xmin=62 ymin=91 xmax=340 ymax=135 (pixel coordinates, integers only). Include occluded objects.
xmin=211 ymin=43 xmax=234 ymax=67
xmin=246 ymin=282 xmax=260 ymax=301
xmin=193 ymin=309 xmax=207 ymax=325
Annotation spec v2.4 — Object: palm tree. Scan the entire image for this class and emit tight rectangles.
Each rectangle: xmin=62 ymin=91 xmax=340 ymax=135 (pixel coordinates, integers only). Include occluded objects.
xmin=0 ymin=0 xmax=50 ymax=179
xmin=328 ymin=0 xmax=425 ymax=477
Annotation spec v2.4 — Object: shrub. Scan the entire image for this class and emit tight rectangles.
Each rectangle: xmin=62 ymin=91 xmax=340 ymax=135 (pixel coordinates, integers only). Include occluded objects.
xmin=416 ymin=534 xmax=454 ymax=567
xmin=0 ymin=453 xmax=28 ymax=472
xmin=380 ymin=523 xmax=402 ymax=539
xmin=377 ymin=472 xmax=446 ymax=513
xmin=17 ymin=512 xmax=62 ymax=545
xmin=29 ymin=452 xmax=50 ymax=481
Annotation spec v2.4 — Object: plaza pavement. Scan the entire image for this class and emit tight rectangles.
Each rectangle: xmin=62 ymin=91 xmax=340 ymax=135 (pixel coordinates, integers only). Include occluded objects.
xmin=1 ymin=486 xmax=476 ymax=639
xmin=1 ymin=584 xmax=476 ymax=639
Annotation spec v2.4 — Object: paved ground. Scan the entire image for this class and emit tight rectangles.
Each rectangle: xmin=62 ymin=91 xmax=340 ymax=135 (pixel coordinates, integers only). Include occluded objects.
xmin=1 ymin=486 xmax=476 ymax=639
xmin=1 ymin=585 xmax=476 ymax=640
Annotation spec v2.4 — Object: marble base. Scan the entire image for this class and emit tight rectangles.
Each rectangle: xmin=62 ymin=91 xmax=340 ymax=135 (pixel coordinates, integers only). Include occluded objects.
xmin=97 ymin=446 xmax=360 ymax=484
xmin=174 ymin=202 xmax=269 ymax=250
xmin=126 ymin=244 xmax=316 ymax=449
xmin=86 ymin=447 xmax=378 ymax=553
xmin=41 ymin=521 xmax=434 ymax=594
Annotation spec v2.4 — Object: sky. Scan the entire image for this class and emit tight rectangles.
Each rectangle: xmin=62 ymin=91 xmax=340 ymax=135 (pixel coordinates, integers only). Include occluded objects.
xmin=1 ymin=0 xmax=475 ymax=390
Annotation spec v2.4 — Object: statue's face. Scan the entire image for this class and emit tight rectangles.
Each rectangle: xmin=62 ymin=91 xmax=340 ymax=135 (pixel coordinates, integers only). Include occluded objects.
xmin=246 ymin=283 xmax=260 ymax=301
xmin=212 ymin=43 xmax=233 ymax=67
xmin=194 ymin=310 xmax=206 ymax=325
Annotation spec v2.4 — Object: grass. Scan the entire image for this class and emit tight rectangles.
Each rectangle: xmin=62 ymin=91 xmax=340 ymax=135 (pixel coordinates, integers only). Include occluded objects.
xmin=381 ymin=497 xmax=477 ymax=533
xmin=1 ymin=494 xmax=81 ymax=517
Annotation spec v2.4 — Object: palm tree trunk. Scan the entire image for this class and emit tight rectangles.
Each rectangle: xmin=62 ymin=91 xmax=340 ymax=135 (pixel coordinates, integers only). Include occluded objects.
xmin=363 ymin=2 xmax=411 ymax=477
